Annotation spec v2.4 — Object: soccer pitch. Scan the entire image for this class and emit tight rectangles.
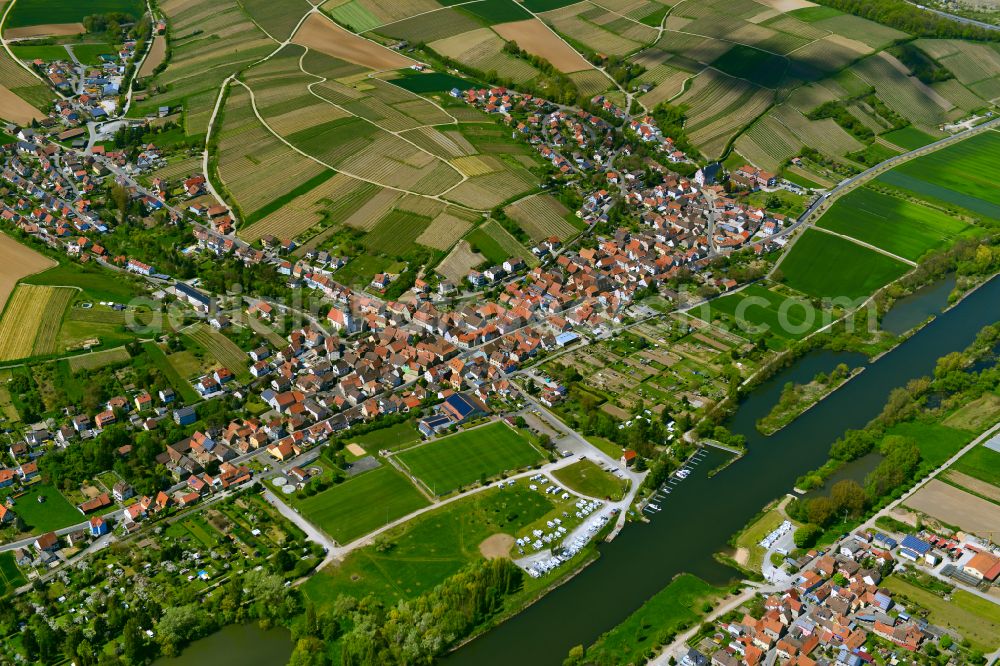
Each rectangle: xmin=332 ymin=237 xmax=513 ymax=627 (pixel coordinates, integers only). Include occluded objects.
xmin=397 ymin=422 xmax=544 ymax=495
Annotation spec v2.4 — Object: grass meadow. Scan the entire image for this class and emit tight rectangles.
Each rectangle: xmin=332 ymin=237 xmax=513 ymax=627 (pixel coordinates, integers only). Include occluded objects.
xmin=952 ymin=445 xmax=1000 ymax=488
xmin=1 ymin=483 xmax=81 ymax=535
xmin=397 ymin=422 xmax=544 ymax=494
xmin=302 ymin=485 xmax=555 ymax=606
xmin=552 ymin=459 xmax=628 ymax=500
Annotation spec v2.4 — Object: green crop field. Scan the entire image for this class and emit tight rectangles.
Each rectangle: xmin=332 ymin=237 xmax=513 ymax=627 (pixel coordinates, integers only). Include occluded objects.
xmin=952 ymin=445 xmax=1000 ymax=488
xmin=461 ymin=0 xmax=532 ymax=24
xmin=882 ymin=126 xmax=937 ymax=151
xmin=11 ymin=45 xmax=70 ymax=62
xmin=552 ymin=459 xmax=628 ymax=500
xmin=362 ymin=210 xmax=432 ymax=255
xmin=297 ymin=467 xmax=430 ymax=544
xmin=712 ymin=45 xmax=788 ymax=88
xmin=0 ymin=483 xmax=81 ymax=535
xmin=185 ymin=324 xmax=251 ymax=382
xmin=816 ymin=188 xmax=971 ymax=261
xmin=392 ymin=73 xmax=477 ymax=93
xmin=876 ymin=131 xmax=1000 ymax=222
xmin=697 ymin=284 xmax=826 ymax=341
xmin=397 ymin=422 xmax=544 ymax=494
xmin=7 ymin=0 xmax=144 ymax=26
xmin=778 ymin=229 xmax=910 ymax=300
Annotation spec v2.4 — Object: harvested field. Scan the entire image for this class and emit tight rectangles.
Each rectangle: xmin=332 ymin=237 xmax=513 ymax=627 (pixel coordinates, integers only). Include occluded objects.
xmin=416 ymin=211 xmax=476 ymax=250
xmin=504 ymin=194 xmax=578 ymax=241
xmin=945 ymin=471 xmax=1000 ymax=504
xmin=138 ymin=35 xmax=167 ymax=78
xmin=905 ymin=479 xmax=1000 ymax=537
xmin=437 ymin=239 xmax=485 ymax=282
xmin=0 ymin=285 xmax=74 ymax=361
xmin=492 ymin=19 xmax=591 ymax=73
xmin=0 ymin=82 xmax=44 ymax=124
xmin=0 ymin=232 xmax=55 ymax=311
xmin=4 ymin=22 xmax=84 ymax=38
xmin=293 ymin=13 xmax=414 ymax=70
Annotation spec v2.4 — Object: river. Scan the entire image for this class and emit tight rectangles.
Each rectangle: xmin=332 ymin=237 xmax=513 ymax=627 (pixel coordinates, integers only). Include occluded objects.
xmin=446 ymin=273 xmax=1000 ymax=666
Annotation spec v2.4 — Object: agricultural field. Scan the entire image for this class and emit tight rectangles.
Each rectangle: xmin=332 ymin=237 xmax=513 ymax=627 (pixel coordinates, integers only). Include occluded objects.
xmin=551 ymin=459 xmax=628 ymax=500
xmin=295 ymin=12 xmax=416 ymax=69
xmin=240 ymin=0 xmax=311 ymax=40
xmin=816 ymin=188 xmax=973 ymax=261
xmin=215 ymin=85 xmax=329 ymax=221
xmin=142 ymin=341 xmax=201 ymax=402
xmin=67 ymin=347 xmax=132 ymax=372
xmin=5 ymin=0 xmax=143 ymax=27
xmin=0 ymin=34 xmax=49 ymax=122
xmin=540 ymin=3 xmax=645 ymax=57
xmin=466 ymin=219 xmax=535 ymax=264
xmin=504 ymin=194 xmax=579 ymax=242
xmin=695 ymin=283 xmax=827 ymax=342
xmin=437 ymin=239 xmax=486 ymax=282
xmin=429 ymin=28 xmax=541 ymax=83
xmin=712 ymin=45 xmax=789 ymax=88
xmin=951 ymin=443 xmax=1000 ymax=488
xmin=184 ymin=324 xmax=251 ymax=381
xmin=416 ymin=210 xmax=479 ymax=250
xmin=134 ymin=0 xmax=274 ymax=136
xmin=239 ymin=173 xmax=375 ymax=243
xmin=0 ymin=551 xmax=26 ymax=595
xmin=362 ymin=209 xmax=433 ymax=254
xmin=875 ymin=130 xmax=1000 ymax=222
xmin=776 ymin=229 xmax=910 ymax=300
xmin=396 ymin=422 xmax=545 ymax=495
xmin=0 ymin=285 xmax=74 ymax=361
xmin=0 ymin=232 xmax=55 ymax=311
xmin=674 ymin=69 xmax=774 ymax=159
xmin=852 ymin=53 xmax=958 ymax=130
xmin=491 ymin=18 xmax=592 ymax=72
xmin=295 ymin=466 xmax=430 ymax=543
xmin=881 ymin=125 xmax=937 ymax=150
